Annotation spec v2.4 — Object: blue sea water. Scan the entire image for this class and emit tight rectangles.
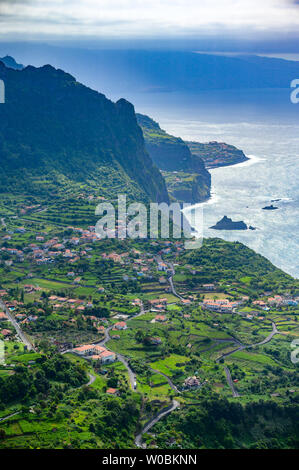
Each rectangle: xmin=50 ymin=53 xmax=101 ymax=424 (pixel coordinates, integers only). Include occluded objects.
xmin=117 ymin=88 xmax=299 ymax=278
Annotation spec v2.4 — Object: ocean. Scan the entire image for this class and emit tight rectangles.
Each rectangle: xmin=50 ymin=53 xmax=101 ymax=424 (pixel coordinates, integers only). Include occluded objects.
xmin=114 ymin=88 xmax=299 ymax=278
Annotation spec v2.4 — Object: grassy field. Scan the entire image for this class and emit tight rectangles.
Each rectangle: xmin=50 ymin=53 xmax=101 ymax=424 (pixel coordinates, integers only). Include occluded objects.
xmin=149 ymin=354 xmax=191 ymax=376
xmin=228 ymin=350 xmax=278 ymax=366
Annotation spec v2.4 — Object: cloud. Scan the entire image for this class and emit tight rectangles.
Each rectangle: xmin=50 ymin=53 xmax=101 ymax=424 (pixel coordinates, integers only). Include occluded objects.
xmin=0 ymin=0 xmax=299 ymax=41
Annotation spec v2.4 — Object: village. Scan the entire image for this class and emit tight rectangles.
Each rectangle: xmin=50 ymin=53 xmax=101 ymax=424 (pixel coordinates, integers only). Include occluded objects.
xmin=0 ymin=215 xmax=298 ymax=403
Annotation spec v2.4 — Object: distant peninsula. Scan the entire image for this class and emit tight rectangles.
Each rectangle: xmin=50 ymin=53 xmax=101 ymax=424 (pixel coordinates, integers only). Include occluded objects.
xmin=136 ymin=113 xmax=249 ymax=205
xmin=187 ymin=141 xmax=249 ymax=169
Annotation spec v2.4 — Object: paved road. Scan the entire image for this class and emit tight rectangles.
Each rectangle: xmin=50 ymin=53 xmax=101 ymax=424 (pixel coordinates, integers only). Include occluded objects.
xmin=97 ymin=304 xmax=147 ymax=348
xmin=216 ymin=321 xmax=279 ymax=364
xmin=149 ymin=368 xmax=181 ymax=394
xmin=86 ymin=372 xmax=96 ymax=386
xmin=0 ymin=411 xmax=21 ymax=422
xmin=164 ymin=260 xmax=184 ymax=300
xmin=0 ymin=300 xmax=34 ymax=351
xmin=97 ymin=324 xmax=113 ymax=347
xmin=217 ymin=321 xmax=280 ymax=397
xmin=246 ymin=321 xmax=279 ymax=348
xmin=168 ymin=275 xmax=184 ymax=300
xmin=224 ymin=366 xmax=240 ymax=398
xmin=155 ymin=256 xmax=183 ymax=300
xmin=75 ymin=303 xmax=147 ymax=391
xmin=117 ymin=354 xmax=136 ymax=390
xmin=135 ymin=399 xmax=180 ymax=448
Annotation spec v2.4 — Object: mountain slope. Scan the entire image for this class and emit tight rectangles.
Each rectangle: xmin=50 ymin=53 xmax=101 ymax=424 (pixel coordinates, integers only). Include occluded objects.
xmin=0 ymin=55 xmax=24 ymax=70
xmin=0 ymin=61 xmax=169 ymax=203
xmin=136 ymin=113 xmax=211 ymax=203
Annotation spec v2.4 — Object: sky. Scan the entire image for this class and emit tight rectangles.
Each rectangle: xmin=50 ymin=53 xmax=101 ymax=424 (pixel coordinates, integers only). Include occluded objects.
xmin=1 ymin=0 xmax=299 ymax=46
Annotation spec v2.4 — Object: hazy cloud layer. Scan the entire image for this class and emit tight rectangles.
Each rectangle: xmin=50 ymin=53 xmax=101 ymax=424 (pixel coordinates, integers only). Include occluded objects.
xmin=0 ymin=0 xmax=299 ymax=40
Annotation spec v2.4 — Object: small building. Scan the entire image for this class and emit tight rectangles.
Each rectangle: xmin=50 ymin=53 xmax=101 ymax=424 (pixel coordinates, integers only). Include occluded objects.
xmin=1 ymin=329 xmax=12 ymax=337
xmin=202 ymin=284 xmax=215 ymax=291
xmin=184 ymin=376 xmax=201 ymax=389
xmin=106 ymin=388 xmax=118 ymax=395
xmin=114 ymin=321 xmax=127 ymax=330
xmin=149 ymin=337 xmax=162 ymax=346
xmin=0 ymin=312 xmax=8 ymax=321
xmin=155 ymin=315 xmax=167 ymax=322
xmin=73 ymin=344 xmax=116 ymax=364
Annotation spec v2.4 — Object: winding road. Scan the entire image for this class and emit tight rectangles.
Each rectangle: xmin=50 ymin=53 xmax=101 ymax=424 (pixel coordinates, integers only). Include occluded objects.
xmin=163 ymin=256 xmax=282 ymax=399
xmin=86 ymin=303 xmax=148 ymax=391
xmin=117 ymin=355 xmax=137 ymax=390
xmin=224 ymin=366 xmax=240 ymax=398
xmin=0 ymin=300 xmax=34 ymax=351
xmin=0 ymin=411 xmax=21 ymax=422
xmin=216 ymin=321 xmax=280 ymax=364
xmin=86 ymin=372 xmax=96 ymax=386
xmin=149 ymin=368 xmax=181 ymax=394
xmin=216 ymin=321 xmax=281 ymax=397
xmin=167 ymin=262 xmax=184 ymax=301
xmin=135 ymin=399 xmax=180 ymax=448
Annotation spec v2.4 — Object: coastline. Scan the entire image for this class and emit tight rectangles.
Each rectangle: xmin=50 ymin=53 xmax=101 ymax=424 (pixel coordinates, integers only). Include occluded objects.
xmin=182 ymin=153 xmax=261 ymax=235
xmin=185 ymin=153 xmax=260 ymax=210
xmin=221 ymin=153 xmax=265 ymax=169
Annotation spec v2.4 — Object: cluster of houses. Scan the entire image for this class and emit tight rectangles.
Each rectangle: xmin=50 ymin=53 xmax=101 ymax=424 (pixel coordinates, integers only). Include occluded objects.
xmin=149 ymin=298 xmax=169 ymax=312
xmin=0 ymin=290 xmax=109 ymax=333
xmin=202 ymin=298 xmax=242 ymax=313
xmin=0 ymin=308 xmax=14 ymax=339
xmin=201 ymin=293 xmax=298 ymax=314
xmin=148 ymin=295 xmax=193 ymax=314
xmin=0 ymin=225 xmax=101 ymax=266
xmin=73 ymin=344 xmax=116 ymax=364
xmin=253 ymin=295 xmax=298 ymax=309
xmin=0 ymin=224 xmax=187 ymax=295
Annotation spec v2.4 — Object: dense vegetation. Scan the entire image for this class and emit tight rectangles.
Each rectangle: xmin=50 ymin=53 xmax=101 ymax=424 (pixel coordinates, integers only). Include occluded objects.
xmin=152 ymin=396 xmax=299 ymax=449
xmin=179 ymin=238 xmax=294 ymax=289
xmin=0 ymin=61 xmax=168 ymax=203
xmin=136 ymin=113 xmax=211 ymax=203
xmin=0 ymin=57 xmax=298 ymax=451
xmin=0 ymin=355 xmax=87 ymax=405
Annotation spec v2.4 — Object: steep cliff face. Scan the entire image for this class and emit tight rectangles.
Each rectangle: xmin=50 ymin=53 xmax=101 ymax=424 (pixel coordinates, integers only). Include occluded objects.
xmin=136 ymin=113 xmax=211 ymax=203
xmin=0 ymin=61 xmax=169 ymax=203
xmin=136 ymin=113 xmax=193 ymax=171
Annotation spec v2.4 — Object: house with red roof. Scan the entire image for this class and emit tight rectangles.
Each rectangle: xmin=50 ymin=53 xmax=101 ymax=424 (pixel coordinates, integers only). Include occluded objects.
xmin=113 ymin=321 xmax=127 ymax=330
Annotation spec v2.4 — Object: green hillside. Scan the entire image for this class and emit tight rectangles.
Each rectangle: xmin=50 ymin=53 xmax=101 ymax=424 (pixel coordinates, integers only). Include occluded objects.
xmin=0 ymin=61 xmax=169 ymax=204
xmin=136 ymin=113 xmax=211 ymax=203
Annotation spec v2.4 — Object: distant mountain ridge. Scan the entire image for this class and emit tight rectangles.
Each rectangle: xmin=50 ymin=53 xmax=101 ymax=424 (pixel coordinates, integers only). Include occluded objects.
xmin=0 ymin=55 xmax=24 ymax=70
xmin=1 ymin=49 xmax=298 ymax=95
xmin=30 ymin=49 xmax=299 ymax=94
xmin=0 ymin=60 xmax=169 ymax=203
